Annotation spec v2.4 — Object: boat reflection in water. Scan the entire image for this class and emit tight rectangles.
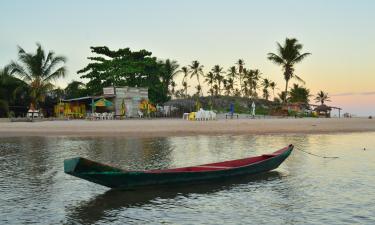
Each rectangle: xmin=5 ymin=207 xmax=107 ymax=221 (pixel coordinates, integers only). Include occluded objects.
xmin=66 ymin=171 xmax=284 ymax=225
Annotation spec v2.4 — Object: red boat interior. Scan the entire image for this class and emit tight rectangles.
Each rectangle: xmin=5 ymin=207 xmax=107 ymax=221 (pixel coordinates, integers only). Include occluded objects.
xmin=148 ymin=146 xmax=289 ymax=173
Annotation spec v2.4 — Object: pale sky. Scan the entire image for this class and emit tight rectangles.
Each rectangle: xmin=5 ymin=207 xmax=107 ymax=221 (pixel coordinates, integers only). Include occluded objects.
xmin=1 ymin=0 xmax=374 ymax=116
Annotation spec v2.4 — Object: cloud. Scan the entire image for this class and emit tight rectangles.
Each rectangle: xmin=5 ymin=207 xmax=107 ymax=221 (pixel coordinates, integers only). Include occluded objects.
xmin=332 ymin=91 xmax=375 ymax=97
xmin=360 ymin=91 xmax=375 ymax=96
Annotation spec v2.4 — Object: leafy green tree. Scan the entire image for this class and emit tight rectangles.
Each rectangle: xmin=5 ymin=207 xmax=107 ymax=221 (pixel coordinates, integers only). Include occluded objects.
xmin=10 ymin=43 xmax=66 ymax=109
xmin=315 ymin=91 xmax=330 ymax=105
xmin=78 ymin=46 xmax=169 ymax=103
xmin=267 ymin=38 xmax=311 ymax=103
xmin=64 ymin=80 xmax=88 ymax=99
xmin=288 ymin=84 xmax=311 ymax=103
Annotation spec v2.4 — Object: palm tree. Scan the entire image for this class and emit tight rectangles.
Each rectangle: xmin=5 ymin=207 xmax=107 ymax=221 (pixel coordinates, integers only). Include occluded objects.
xmin=195 ymin=84 xmax=202 ymax=96
xmin=248 ymin=69 xmax=261 ymax=98
xmin=179 ymin=66 xmax=189 ymax=98
xmin=212 ymin=65 xmax=224 ymax=95
xmin=170 ymin=80 xmax=177 ymax=98
xmin=205 ymin=72 xmax=215 ymax=96
xmin=267 ymin=38 xmax=311 ymax=103
xmin=10 ymin=43 xmax=66 ymax=109
xmin=289 ymin=84 xmax=311 ymax=103
xmin=262 ymin=78 xmax=271 ymax=100
xmin=315 ymin=91 xmax=330 ymax=105
xmin=236 ymin=59 xmax=245 ymax=95
xmin=161 ymin=59 xmax=179 ymax=97
xmin=227 ymin=66 xmax=237 ymax=95
xmin=182 ymin=81 xmax=189 ymax=97
xmin=189 ymin=60 xmax=204 ymax=96
xmin=269 ymin=81 xmax=276 ymax=99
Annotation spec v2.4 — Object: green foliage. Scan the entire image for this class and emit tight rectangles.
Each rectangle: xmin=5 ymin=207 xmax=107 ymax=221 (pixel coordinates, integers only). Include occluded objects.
xmin=267 ymin=38 xmax=311 ymax=102
xmin=315 ymin=90 xmax=330 ymax=105
xmin=9 ymin=43 xmax=66 ymax=108
xmin=64 ymin=80 xmax=88 ymax=99
xmin=0 ymin=99 xmax=9 ymax=117
xmin=0 ymin=66 xmax=30 ymax=116
xmin=78 ymin=46 xmax=171 ymax=103
xmin=288 ymin=84 xmax=311 ymax=103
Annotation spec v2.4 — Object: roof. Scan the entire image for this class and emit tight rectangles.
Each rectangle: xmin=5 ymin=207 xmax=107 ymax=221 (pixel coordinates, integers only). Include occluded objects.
xmin=315 ymin=104 xmax=332 ymax=111
xmin=62 ymin=95 xmax=116 ymax=102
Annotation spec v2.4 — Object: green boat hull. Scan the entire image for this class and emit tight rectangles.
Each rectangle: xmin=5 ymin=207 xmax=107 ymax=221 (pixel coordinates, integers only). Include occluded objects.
xmin=64 ymin=145 xmax=293 ymax=190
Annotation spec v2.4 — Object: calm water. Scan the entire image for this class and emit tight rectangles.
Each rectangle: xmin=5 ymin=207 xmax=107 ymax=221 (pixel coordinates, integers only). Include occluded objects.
xmin=0 ymin=133 xmax=375 ymax=224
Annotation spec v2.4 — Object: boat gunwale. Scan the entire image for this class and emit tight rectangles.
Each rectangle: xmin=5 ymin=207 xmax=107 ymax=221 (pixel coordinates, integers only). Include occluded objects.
xmin=76 ymin=144 xmax=293 ymax=175
xmin=144 ymin=144 xmax=293 ymax=174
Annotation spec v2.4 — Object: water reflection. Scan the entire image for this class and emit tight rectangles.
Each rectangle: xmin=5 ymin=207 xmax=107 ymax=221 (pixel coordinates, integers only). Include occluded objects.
xmin=65 ymin=171 xmax=283 ymax=225
xmin=1 ymin=133 xmax=375 ymax=224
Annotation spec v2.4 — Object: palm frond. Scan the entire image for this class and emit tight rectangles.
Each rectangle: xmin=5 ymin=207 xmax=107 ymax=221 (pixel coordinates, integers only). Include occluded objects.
xmin=9 ymin=61 xmax=32 ymax=82
xmin=293 ymin=52 xmax=311 ymax=63
xmin=267 ymin=53 xmax=284 ymax=65
xmin=292 ymin=74 xmax=305 ymax=84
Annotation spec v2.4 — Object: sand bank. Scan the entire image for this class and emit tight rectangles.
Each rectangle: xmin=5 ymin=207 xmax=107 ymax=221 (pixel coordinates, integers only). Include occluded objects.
xmin=0 ymin=118 xmax=374 ymax=138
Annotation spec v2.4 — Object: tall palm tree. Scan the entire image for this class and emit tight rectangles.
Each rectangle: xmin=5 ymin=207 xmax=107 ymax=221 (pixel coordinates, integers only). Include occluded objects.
xmin=269 ymin=81 xmax=276 ymax=99
xmin=161 ymin=59 xmax=179 ymax=97
xmin=236 ymin=59 xmax=245 ymax=95
xmin=212 ymin=65 xmax=224 ymax=95
xmin=248 ymin=69 xmax=261 ymax=98
xmin=10 ymin=43 xmax=66 ymax=109
xmin=182 ymin=81 xmax=189 ymax=97
xmin=170 ymin=80 xmax=177 ymax=98
xmin=179 ymin=66 xmax=189 ymax=98
xmin=180 ymin=66 xmax=189 ymax=82
xmin=267 ymin=38 xmax=311 ymax=103
xmin=195 ymin=84 xmax=202 ymax=96
xmin=189 ymin=60 xmax=204 ymax=96
xmin=227 ymin=66 xmax=237 ymax=95
xmin=205 ymin=72 xmax=215 ymax=96
xmin=315 ymin=91 xmax=330 ymax=105
xmin=262 ymin=78 xmax=271 ymax=100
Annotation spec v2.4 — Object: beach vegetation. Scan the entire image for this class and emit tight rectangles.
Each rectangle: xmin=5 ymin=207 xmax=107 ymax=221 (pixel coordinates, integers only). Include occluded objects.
xmin=315 ymin=91 xmax=330 ymax=105
xmin=288 ymin=84 xmax=311 ymax=103
xmin=9 ymin=43 xmax=66 ymax=109
xmin=267 ymin=38 xmax=311 ymax=103
xmin=188 ymin=60 xmax=204 ymax=96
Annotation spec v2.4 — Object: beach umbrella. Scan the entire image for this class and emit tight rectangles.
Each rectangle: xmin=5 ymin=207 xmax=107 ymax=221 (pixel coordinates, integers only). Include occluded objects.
xmin=91 ymin=98 xmax=113 ymax=107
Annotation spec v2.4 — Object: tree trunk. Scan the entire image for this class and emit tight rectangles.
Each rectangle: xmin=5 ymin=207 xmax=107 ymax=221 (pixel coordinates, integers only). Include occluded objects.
xmin=284 ymin=79 xmax=289 ymax=103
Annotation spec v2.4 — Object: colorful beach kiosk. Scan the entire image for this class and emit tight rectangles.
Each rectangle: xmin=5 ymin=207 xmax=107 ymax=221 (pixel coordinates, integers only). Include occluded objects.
xmin=55 ymin=86 xmax=148 ymax=118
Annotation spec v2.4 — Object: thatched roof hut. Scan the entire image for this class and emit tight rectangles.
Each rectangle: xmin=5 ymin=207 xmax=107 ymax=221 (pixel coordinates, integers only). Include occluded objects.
xmin=314 ymin=104 xmax=332 ymax=117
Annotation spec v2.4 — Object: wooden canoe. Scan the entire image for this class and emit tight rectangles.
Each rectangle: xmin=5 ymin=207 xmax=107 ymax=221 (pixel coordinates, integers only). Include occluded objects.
xmin=64 ymin=144 xmax=293 ymax=190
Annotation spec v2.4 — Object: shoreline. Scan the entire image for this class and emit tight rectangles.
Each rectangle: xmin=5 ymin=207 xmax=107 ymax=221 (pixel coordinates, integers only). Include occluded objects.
xmin=0 ymin=118 xmax=374 ymax=138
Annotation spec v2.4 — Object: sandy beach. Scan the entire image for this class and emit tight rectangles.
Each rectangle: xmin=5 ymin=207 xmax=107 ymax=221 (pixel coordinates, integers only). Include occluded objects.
xmin=0 ymin=118 xmax=374 ymax=137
